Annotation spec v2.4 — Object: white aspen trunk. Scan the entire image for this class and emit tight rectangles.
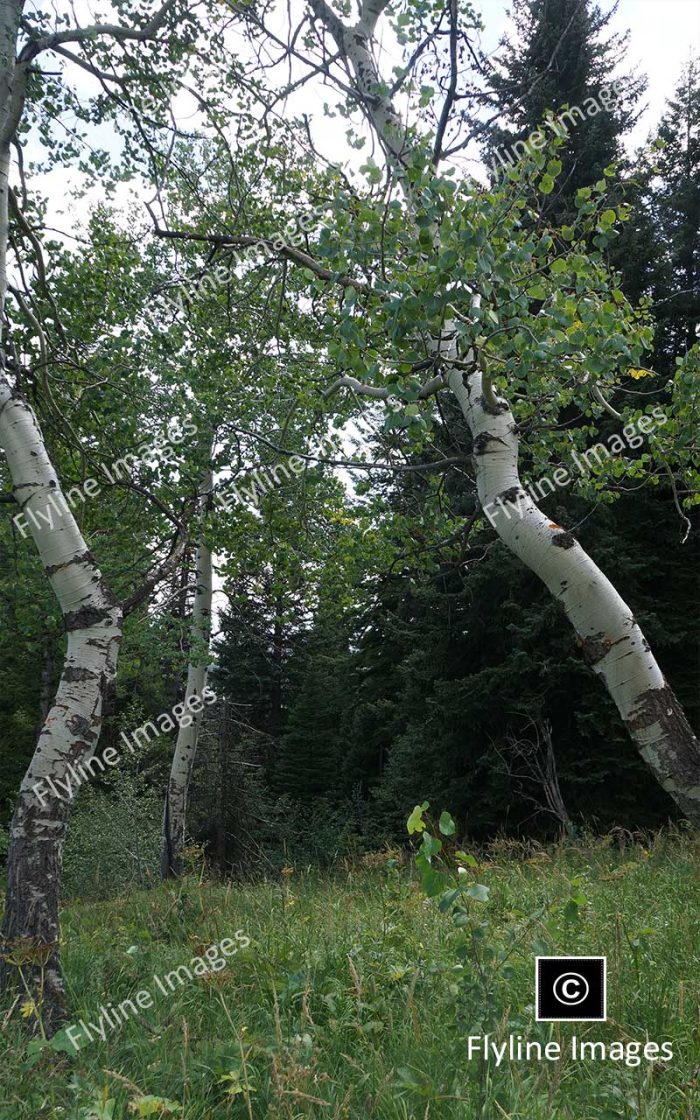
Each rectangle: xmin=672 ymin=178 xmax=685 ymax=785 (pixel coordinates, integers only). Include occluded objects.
xmin=0 ymin=385 xmax=123 ymax=1028
xmin=447 ymin=368 xmax=700 ymax=824
xmin=311 ymin=0 xmax=700 ymax=825
xmin=161 ymin=468 xmax=213 ymax=877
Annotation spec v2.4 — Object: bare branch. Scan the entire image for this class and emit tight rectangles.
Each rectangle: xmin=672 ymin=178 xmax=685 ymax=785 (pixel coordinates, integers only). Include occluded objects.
xmin=323 ymin=376 xmax=391 ymax=400
xmin=661 ymin=458 xmax=692 ymax=545
xmin=121 ymin=522 xmax=191 ymax=617
xmin=222 ymin=423 xmax=467 ymax=474
xmin=49 ymin=44 xmax=129 ymax=86
xmin=149 ymin=216 xmax=371 ymax=293
xmin=307 ymin=0 xmax=410 ymax=168
xmin=323 ymin=372 xmax=445 ymax=400
xmin=592 ymin=382 xmax=623 ymax=421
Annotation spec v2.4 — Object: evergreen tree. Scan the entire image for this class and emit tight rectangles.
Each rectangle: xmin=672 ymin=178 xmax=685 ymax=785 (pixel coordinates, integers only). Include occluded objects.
xmin=215 ymin=585 xmax=293 ymax=760
xmin=272 ymin=612 xmax=354 ymax=800
xmin=650 ymin=59 xmax=700 ymax=362
xmin=479 ymin=0 xmax=644 ymax=222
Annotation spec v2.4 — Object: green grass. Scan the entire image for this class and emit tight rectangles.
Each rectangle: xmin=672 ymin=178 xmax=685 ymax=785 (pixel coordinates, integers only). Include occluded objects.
xmin=1 ymin=831 xmax=699 ymax=1119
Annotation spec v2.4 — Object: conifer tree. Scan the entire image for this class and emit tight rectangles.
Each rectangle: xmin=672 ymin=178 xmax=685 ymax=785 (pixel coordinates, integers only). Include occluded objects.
xmin=273 ymin=613 xmax=353 ymax=801
xmin=479 ymin=0 xmax=644 ymax=221
xmin=650 ymin=59 xmax=700 ymax=361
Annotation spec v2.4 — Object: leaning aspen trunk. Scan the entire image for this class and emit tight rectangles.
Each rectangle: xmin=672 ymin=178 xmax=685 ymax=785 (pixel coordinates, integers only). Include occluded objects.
xmin=0 ymin=11 xmax=121 ymax=1031
xmin=448 ymin=367 xmax=700 ymax=825
xmin=161 ymin=472 xmax=213 ymax=877
xmin=0 ymin=387 xmax=122 ymax=1033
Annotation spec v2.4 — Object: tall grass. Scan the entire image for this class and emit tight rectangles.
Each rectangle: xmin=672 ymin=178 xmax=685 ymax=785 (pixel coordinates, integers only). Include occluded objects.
xmin=1 ymin=831 xmax=698 ymax=1119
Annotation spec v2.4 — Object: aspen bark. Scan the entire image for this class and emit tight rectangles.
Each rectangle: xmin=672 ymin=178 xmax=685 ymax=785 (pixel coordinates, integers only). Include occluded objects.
xmin=161 ymin=468 xmax=213 ymax=876
xmin=1 ymin=0 xmax=196 ymax=1030
xmin=0 ymin=384 xmax=123 ymax=1028
xmin=449 ymin=369 xmax=700 ymax=824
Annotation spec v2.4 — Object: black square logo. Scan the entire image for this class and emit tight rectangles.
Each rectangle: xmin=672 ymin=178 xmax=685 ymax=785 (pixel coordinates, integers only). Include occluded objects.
xmin=536 ymin=956 xmax=606 ymax=1021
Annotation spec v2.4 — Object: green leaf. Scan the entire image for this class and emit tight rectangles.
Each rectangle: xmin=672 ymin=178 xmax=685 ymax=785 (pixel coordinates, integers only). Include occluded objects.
xmin=438 ymin=811 xmax=455 ymax=836
xmin=438 ymin=887 xmax=460 ymax=912
xmin=395 ymin=1066 xmax=421 ymax=1088
xmin=563 ymin=898 xmax=581 ymax=922
xmin=438 ymin=248 xmax=458 ymax=270
xmin=419 ymin=227 xmax=434 ymax=249
xmin=527 ymin=283 xmax=547 ymax=300
xmin=48 ymin=1028 xmax=78 ymax=1055
xmin=360 ymin=158 xmax=382 ymax=185
xmin=26 ymin=1038 xmax=49 ymax=1057
xmin=128 ymin=1097 xmax=180 ymax=1117
xmin=538 ymin=174 xmax=555 ymax=195
xmin=466 ymin=883 xmax=489 ymax=903
xmin=407 ymin=801 xmax=429 ymax=834
xmin=420 ymin=831 xmax=442 ymax=860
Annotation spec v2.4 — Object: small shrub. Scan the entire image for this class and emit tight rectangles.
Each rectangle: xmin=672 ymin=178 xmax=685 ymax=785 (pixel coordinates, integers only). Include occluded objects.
xmin=62 ymin=768 xmax=162 ymax=899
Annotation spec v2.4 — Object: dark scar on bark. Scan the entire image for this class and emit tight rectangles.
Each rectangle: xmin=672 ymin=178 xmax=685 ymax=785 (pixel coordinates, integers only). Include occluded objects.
xmin=46 ymin=550 xmax=93 ymax=576
xmin=576 ymin=632 xmax=625 ymax=666
xmin=625 ymin=686 xmax=700 ymax=784
xmin=552 ymin=532 xmax=576 ymax=549
xmin=473 ymin=432 xmax=506 ymax=455
xmin=479 ymin=395 xmax=508 ymax=416
xmin=64 ymin=605 xmax=114 ymax=631
xmin=62 ymin=666 xmax=98 ymax=682
xmin=498 ymin=486 xmax=522 ymax=504
xmin=66 ymin=714 xmax=94 ymax=738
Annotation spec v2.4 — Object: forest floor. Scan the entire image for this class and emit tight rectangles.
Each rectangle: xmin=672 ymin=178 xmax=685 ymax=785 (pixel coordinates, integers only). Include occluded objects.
xmin=1 ymin=831 xmax=699 ymax=1120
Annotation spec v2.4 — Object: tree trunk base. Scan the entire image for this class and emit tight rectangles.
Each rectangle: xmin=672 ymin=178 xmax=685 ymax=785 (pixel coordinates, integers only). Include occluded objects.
xmin=1 ymin=832 xmax=66 ymax=1036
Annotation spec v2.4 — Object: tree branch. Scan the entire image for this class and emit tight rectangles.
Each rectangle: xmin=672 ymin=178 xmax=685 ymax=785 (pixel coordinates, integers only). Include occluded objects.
xmin=432 ymin=0 xmax=458 ymax=165
xmin=222 ymin=423 xmax=467 ymax=474
xmin=592 ymin=382 xmax=623 ymax=421
xmin=121 ymin=523 xmax=190 ymax=617
xmin=359 ymin=0 xmax=392 ymax=35
xmin=22 ymin=0 xmax=180 ymax=58
xmin=49 ymin=44 xmax=129 ymax=86
xmin=323 ymin=372 xmax=445 ymax=400
xmin=149 ymin=217 xmax=372 ymax=294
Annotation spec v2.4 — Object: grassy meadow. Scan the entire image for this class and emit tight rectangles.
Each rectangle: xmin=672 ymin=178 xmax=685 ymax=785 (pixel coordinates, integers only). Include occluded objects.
xmin=1 ymin=831 xmax=699 ymax=1120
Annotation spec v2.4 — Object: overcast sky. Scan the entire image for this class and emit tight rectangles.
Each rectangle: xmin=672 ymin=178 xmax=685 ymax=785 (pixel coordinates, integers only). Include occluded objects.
xmin=30 ymin=0 xmax=700 ymax=227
